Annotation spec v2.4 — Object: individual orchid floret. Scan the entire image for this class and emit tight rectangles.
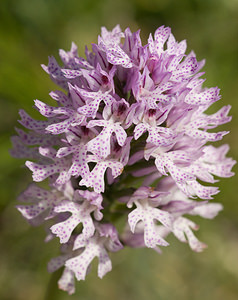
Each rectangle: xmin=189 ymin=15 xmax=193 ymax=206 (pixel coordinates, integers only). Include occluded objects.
xmin=26 ymin=147 xmax=72 ymax=185
xmin=127 ymin=187 xmax=173 ymax=248
xmin=100 ymin=25 xmax=124 ymax=46
xmin=172 ymin=102 xmax=230 ymax=142
xmin=86 ymin=99 xmax=128 ymax=158
xmin=77 ymin=89 xmax=115 ymax=118
xmin=148 ymin=26 xmax=171 ymax=56
xmin=79 ymin=154 xmax=124 ymax=193
xmin=18 ymin=109 xmax=54 ymax=133
xmin=59 ymin=42 xmax=79 ymax=70
xmin=41 ymin=56 xmax=71 ymax=89
xmin=11 ymin=24 xmax=235 ymax=294
xmin=16 ymin=183 xmax=72 ymax=226
xmin=98 ymin=34 xmax=133 ymax=69
xmin=34 ymin=86 xmax=87 ymax=135
xmin=66 ymin=224 xmax=123 ymax=281
xmin=149 ymin=148 xmax=195 ymax=184
xmin=50 ymin=190 xmax=103 ymax=243
xmin=56 ymin=126 xmax=96 ymax=179
xmin=172 ymin=217 xmax=207 ymax=252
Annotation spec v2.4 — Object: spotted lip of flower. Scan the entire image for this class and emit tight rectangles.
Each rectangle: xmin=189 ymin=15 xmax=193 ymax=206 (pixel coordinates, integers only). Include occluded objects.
xmin=12 ymin=24 xmax=235 ymax=295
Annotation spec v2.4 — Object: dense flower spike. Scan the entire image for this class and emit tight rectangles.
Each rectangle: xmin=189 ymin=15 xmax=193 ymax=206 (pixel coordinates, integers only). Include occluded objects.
xmin=12 ymin=25 xmax=235 ymax=294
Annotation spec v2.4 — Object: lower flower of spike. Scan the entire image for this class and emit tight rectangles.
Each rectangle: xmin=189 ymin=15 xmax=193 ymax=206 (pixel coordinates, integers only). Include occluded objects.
xmin=172 ymin=217 xmax=207 ymax=252
xmin=50 ymin=195 xmax=103 ymax=243
xmin=66 ymin=224 xmax=123 ymax=281
xmin=127 ymin=187 xmax=173 ymax=248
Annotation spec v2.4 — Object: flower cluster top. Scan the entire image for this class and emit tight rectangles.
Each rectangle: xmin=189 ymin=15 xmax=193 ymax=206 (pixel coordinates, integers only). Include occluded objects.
xmin=11 ymin=25 xmax=235 ymax=294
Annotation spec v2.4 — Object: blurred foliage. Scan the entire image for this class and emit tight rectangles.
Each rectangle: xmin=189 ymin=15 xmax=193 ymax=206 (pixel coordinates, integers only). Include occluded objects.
xmin=0 ymin=0 xmax=238 ymax=299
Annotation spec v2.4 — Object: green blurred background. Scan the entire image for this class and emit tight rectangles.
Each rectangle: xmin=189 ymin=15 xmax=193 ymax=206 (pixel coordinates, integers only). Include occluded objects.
xmin=0 ymin=0 xmax=238 ymax=299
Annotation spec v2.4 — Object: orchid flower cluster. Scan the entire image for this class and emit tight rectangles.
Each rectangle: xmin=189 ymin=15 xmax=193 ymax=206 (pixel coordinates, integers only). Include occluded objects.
xmin=11 ymin=25 xmax=235 ymax=294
